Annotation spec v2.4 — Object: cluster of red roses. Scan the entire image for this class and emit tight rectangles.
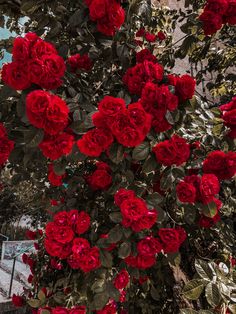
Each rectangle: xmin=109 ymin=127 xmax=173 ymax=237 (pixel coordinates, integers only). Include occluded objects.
xmin=115 ymin=188 xmax=157 ymax=232
xmin=26 ymin=90 xmax=69 ymax=136
xmin=203 ymin=150 xmax=236 ymax=181
xmin=153 ymin=135 xmax=190 ymax=166
xmin=67 ymin=54 xmax=93 ymax=73
xmin=26 ymin=89 xmax=74 ymax=185
xmin=135 ymin=28 xmax=166 ymax=44
xmin=77 ymin=96 xmax=152 ymax=156
xmin=220 ymin=96 xmax=236 ymax=139
xmin=122 ymin=50 xmax=195 ymax=133
xmin=199 ymin=0 xmax=236 ymax=35
xmin=44 ymin=210 xmax=101 ymax=272
xmin=0 ymin=123 xmax=14 ymax=166
xmin=2 ymin=33 xmax=65 ymax=90
xmin=87 ymin=162 xmax=112 ymax=190
xmin=125 ymin=228 xmax=186 ymax=269
xmin=84 ymin=0 xmax=125 ymax=36
xmin=176 ymin=174 xmax=222 ymax=228
xmin=176 ymin=150 xmax=236 ymax=228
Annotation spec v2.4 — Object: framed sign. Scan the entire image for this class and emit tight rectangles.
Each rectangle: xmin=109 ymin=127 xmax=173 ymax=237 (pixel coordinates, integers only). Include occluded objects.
xmin=1 ymin=240 xmax=35 ymax=262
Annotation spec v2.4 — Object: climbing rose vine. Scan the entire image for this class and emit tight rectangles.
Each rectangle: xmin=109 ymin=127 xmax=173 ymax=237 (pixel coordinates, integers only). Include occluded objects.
xmin=0 ymin=1 xmax=236 ymax=313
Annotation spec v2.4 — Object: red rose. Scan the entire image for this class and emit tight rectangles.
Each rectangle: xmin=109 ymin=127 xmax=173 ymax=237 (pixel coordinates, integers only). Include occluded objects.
xmin=136 ymin=49 xmax=157 ymax=63
xmin=89 ymin=0 xmax=107 ymax=20
xmin=132 ymin=210 xmax=157 ymax=232
xmin=145 ymin=32 xmax=157 ymax=42
xmin=54 ymin=211 xmax=69 ymax=226
xmin=79 ymin=246 xmax=101 ymax=272
xmin=199 ymin=10 xmax=222 ymax=35
xmin=136 ymin=254 xmax=156 ymax=269
xmin=25 ymin=230 xmax=37 ymax=240
xmin=222 ymin=109 xmax=236 ymax=126
xmin=68 ymin=209 xmax=79 ymax=226
xmin=98 ymin=96 xmax=126 ymax=118
xmin=0 ymin=136 xmax=14 ymax=166
xmin=136 ymin=28 xmax=145 ymax=37
xmin=113 ymin=269 xmax=130 ymax=289
xmin=70 ymin=306 xmax=86 ymax=314
xmin=26 ymin=90 xmax=51 ymax=129
xmin=76 ymin=211 xmax=91 ymax=234
xmin=44 ymin=239 xmax=72 ymax=259
xmin=137 ymin=237 xmax=162 ymax=256
xmin=26 ymin=91 xmax=69 ymax=135
xmin=2 ymin=62 xmax=31 ymax=90
xmin=87 ymin=169 xmax=112 ymax=190
xmin=96 ymin=302 xmax=117 ymax=314
xmin=52 ymin=308 xmax=69 ymax=314
xmin=72 ymin=238 xmax=90 ymax=256
xmin=128 ymin=102 xmax=152 ymax=134
xmin=77 ymin=127 xmax=113 ymax=157
xmin=176 ymin=181 xmax=196 ymax=203
xmin=224 ymin=0 xmax=236 ymax=25
xmin=53 ymin=226 xmax=74 ymax=244
xmin=38 ymin=54 xmax=65 ymax=89
xmin=44 ymin=95 xmax=69 ymax=135
xmin=68 ymin=54 xmax=93 ymax=72
xmin=12 ymin=294 xmax=24 ymax=307
xmin=123 ymin=61 xmax=164 ymax=95
xmin=97 ymin=1 xmax=125 ymax=36
xmin=153 ymin=135 xmax=190 ymax=166
xmin=203 ymin=150 xmax=236 ymax=180
xmin=158 ymin=227 xmax=186 ymax=253
xmin=48 ymin=164 xmax=66 ymax=186
xmin=31 ymin=39 xmax=57 ymax=58
xmin=198 ymin=212 xmax=221 ymax=228
xmin=120 ymin=197 xmax=148 ymax=222
xmin=50 ymin=258 xmax=63 ymax=270
xmin=114 ymin=188 xmax=136 ymax=207
xmin=199 ymin=174 xmax=220 ymax=204
xmin=12 ymin=37 xmax=30 ymax=61
xmin=39 ymin=133 xmax=74 ymax=160
xmin=205 ymin=0 xmax=228 ymax=14
xmin=157 ymin=31 xmax=166 ymax=41
xmin=175 ymin=74 xmax=196 ymax=102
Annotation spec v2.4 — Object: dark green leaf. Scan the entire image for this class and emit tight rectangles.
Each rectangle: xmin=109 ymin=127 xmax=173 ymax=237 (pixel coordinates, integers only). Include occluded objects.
xmin=132 ymin=142 xmax=150 ymax=161
xmin=100 ymin=250 xmax=113 ymax=268
xmin=195 ymin=259 xmax=214 ymax=281
xmin=118 ymin=242 xmax=131 ymax=259
xmin=183 ymin=279 xmax=205 ymax=300
xmin=205 ymin=283 xmax=221 ymax=307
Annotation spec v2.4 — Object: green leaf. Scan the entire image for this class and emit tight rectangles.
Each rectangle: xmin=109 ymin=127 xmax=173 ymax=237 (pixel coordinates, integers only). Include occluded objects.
xmin=229 ymin=304 xmax=236 ymax=313
xmin=202 ymin=202 xmax=217 ymax=218
xmin=132 ymin=142 xmax=150 ymax=161
xmin=180 ymin=310 xmax=198 ymax=314
xmin=106 ymin=282 xmax=120 ymax=301
xmin=100 ymin=250 xmax=113 ymax=268
xmin=27 ymin=298 xmax=42 ymax=308
xmin=92 ymin=292 xmax=109 ymax=310
xmin=109 ymin=143 xmax=124 ymax=164
xmin=205 ymin=283 xmax=221 ymax=307
xmin=109 ymin=212 xmax=122 ymax=223
xmin=142 ymin=154 xmax=157 ymax=173
xmin=195 ymin=259 xmax=214 ymax=281
xmin=146 ymin=193 xmax=163 ymax=208
xmin=25 ymin=128 xmax=44 ymax=148
xmin=199 ymin=311 xmax=215 ymax=314
xmin=150 ymin=286 xmax=160 ymax=301
xmin=118 ymin=242 xmax=131 ymax=259
xmin=182 ymin=279 xmax=205 ymax=300
xmin=108 ymin=225 xmax=123 ymax=243
xmin=38 ymin=290 xmax=46 ymax=302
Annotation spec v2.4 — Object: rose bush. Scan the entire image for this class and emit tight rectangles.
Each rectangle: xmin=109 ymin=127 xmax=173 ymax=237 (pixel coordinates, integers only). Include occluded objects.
xmin=0 ymin=0 xmax=235 ymax=313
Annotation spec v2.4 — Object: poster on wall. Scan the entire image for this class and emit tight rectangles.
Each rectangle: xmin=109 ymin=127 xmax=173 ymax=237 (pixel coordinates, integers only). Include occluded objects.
xmin=1 ymin=240 xmax=35 ymax=262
